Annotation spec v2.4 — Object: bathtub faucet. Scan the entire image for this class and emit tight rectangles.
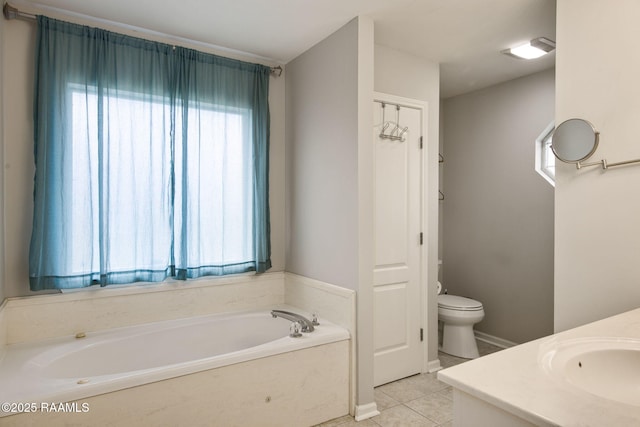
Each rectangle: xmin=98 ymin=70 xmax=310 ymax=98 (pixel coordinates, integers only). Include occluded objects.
xmin=271 ymin=310 xmax=315 ymax=333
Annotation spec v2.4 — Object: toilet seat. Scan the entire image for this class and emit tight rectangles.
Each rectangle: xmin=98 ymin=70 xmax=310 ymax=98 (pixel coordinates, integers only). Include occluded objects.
xmin=438 ymin=294 xmax=483 ymax=311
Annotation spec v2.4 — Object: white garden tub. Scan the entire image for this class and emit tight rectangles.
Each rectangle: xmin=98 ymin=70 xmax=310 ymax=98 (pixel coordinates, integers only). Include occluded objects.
xmin=0 ymin=307 xmax=351 ymax=426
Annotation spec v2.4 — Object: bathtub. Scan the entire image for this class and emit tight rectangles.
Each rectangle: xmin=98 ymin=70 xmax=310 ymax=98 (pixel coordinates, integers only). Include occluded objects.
xmin=0 ymin=307 xmax=351 ymax=426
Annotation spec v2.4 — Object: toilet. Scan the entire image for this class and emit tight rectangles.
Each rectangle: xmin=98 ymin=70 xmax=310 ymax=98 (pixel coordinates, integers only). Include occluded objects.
xmin=438 ymin=291 xmax=485 ymax=359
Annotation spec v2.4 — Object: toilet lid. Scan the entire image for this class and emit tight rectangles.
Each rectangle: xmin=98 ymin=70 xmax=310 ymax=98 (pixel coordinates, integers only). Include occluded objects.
xmin=438 ymin=294 xmax=483 ymax=311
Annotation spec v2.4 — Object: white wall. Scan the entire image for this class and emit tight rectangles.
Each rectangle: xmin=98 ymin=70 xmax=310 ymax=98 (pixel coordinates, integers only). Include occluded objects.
xmin=285 ymin=16 xmax=376 ymax=413
xmin=374 ymin=44 xmax=440 ymax=364
xmin=356 ymin=18 xmax=375 ymax=416
xmin=1 ymin=6 xmax=286 ymax=298
xmin=443 ymin=69 xmax=555 ymax=344
xmin=555 ymin=0 xmax=640 ymax=331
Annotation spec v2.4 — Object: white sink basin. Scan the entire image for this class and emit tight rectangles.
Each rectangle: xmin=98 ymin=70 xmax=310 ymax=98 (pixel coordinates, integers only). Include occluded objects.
xmin=540 ymin=337 xmax=640 ymax=406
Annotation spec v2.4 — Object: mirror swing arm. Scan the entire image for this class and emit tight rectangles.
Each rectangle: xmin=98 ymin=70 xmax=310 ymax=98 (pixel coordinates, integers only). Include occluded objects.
xmin=575 ymin=157 xmax=640 ymax=170
xmin=552 ymin=118 xmax=640 ymax=170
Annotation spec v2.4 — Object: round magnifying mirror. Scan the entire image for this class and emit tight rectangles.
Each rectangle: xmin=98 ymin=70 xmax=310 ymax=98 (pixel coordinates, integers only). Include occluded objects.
xmin=551 ymin=118 xmax=599 ymax=164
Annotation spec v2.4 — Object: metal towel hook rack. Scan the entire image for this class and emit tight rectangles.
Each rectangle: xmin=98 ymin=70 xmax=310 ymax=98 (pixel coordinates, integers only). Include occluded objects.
xmin=379 ymin=103 xmax=408 ymax=142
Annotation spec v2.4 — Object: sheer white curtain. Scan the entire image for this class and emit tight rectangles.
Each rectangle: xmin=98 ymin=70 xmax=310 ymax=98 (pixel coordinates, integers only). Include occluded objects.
xmin=29 ymin=16 xmax=271 ymax=290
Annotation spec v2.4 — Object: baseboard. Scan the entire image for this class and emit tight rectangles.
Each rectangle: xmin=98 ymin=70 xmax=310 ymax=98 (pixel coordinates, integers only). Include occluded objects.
xmin=474 ymin=330 xmax=518 ymax=349
xmin=426 ymin=358 xmax=442 ymax=373
xmin=354 ymin=402 xmax=380 ymax=421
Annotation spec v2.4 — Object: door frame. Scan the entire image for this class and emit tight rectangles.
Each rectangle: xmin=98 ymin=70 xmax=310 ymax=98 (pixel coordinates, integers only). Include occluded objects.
xmin=372 ymin=92 xmax=437 ymax=376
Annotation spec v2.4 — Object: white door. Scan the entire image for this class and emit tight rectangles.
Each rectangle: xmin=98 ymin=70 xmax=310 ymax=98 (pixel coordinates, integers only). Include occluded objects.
xmin=373 ymin=99 xmax=423 ymax=386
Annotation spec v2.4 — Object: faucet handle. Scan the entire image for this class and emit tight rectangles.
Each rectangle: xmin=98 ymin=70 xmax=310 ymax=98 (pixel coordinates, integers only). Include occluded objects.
xmin=311 ymin=312 xmax=320 ymax=326
xmin=289 ymin=322 xmax=302 ymax=338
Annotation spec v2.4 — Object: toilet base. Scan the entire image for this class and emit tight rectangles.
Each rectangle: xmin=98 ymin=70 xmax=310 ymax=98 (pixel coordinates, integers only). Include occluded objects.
xmin=441 ymin=324 xmax=479 ymax=359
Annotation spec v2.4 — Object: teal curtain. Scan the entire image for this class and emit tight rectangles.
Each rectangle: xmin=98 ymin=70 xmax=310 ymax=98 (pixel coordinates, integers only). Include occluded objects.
xmin=29 ymin=16 xmax=271 ymax=291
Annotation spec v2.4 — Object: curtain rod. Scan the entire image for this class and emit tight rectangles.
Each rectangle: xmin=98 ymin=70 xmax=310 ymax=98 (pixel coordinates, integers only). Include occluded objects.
xmin=3 ymin=2 xmax=34 ymax=20
xmin=2 ymin=2 xmax=283 ymax=77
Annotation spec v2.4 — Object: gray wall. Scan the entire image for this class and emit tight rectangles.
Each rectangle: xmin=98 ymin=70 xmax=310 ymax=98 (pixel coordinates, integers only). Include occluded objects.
xmin=442 ymin=68 xmax=555 ymax=344
xmin=285 ymin=16 xmax=377 ymax=409
xmin=285 ymin=20 xmax=360 ymax=290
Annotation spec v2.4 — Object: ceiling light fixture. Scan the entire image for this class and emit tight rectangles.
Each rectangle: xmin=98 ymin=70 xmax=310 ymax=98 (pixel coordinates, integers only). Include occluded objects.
xmin=502 ymin=37 xmax=556 ymax=60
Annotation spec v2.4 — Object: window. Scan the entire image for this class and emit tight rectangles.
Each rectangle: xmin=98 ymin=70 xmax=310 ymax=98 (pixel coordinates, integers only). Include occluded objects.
xmin=29 ymin=16 xmax=271 ymax=291
xmin=535 ymin=122 xmax=555 ymax=186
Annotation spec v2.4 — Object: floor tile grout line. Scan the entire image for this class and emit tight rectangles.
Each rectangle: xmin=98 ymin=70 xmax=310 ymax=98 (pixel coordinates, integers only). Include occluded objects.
xmin=402 ymin=402 xmax=440 ymax=425
xmin=403 ymin=392 xmax=454 ymax=425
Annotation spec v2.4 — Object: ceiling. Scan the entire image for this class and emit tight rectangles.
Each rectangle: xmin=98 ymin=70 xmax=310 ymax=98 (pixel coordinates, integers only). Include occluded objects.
xmin=16 ymin=0 xmax=556 ymax=98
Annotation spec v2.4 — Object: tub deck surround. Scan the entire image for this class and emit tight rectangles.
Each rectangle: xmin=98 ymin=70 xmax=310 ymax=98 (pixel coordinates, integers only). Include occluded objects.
xmin=0 ymin=307 xmax=351 ymax=425
xmin=438 ymin=308 xmax=640 ymax=427
xmin=1 ymin=271 xmax=358 ymax=346
xmin=284 ymin=273 xmax=356 ymax=332
xmin=0 ymin=272 xmax=357 ymax=423
xmin=3 ymin=272 xmax=286 ymax=345
xmin=2 ymin=341 xmax=350 ymax=427
xmin=284 ymin=272 xmax=358 ymax=416
xmin=0 ymin=307 xmax=349 ymax=408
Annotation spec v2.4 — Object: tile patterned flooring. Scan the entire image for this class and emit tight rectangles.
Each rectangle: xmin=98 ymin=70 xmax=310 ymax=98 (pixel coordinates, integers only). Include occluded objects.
xmin=317 ymin=340 xmax=503 ymax=427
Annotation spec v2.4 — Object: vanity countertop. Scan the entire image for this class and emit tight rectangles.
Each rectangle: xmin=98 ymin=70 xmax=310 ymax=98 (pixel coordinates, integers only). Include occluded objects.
xmin=437 ymin=307 xmax=640 ymax=426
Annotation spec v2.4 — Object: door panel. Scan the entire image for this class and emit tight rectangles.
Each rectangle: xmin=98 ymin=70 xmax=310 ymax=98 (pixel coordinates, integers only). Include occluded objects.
xmin=374 ymin=282 xmax=409 ymax=352
xmin=373 ymin=100 xmax=423 ymax=386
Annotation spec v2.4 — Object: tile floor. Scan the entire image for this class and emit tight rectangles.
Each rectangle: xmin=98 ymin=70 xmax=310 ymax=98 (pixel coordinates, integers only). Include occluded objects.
xmin=317 ymin=340 xmax=503 ymax=427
